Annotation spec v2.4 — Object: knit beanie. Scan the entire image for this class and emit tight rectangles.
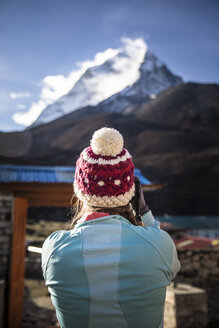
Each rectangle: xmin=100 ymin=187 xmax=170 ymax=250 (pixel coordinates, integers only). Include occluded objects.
xmin=74 ymin=127 xmax=135 ymax=208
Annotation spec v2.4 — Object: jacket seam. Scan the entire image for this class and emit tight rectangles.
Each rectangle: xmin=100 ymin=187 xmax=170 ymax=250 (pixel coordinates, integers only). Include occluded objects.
xmin=43 ymin=231 xmax=76 ymax=281
xmin=130 ymin=227 xmax=172 ymax=274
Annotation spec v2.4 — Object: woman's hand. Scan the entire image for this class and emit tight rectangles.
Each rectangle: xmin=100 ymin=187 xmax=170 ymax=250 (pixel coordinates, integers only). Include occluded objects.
xmin=135 ymin=176 xmax=150 ymax=216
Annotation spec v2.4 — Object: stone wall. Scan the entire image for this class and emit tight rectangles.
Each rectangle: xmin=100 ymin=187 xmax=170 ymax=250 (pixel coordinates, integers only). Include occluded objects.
xmin=0 ymin=280 xmax=5 ymax=328
xmin=0 ymin=195 xmax=13 ymax=279
xmin=177 ymin=248 xmax=219 ymax=284
xmin=177 ymin=248 xmax=219 ymax=327
xmin=0 ymin=194 xmax=13 ymax=328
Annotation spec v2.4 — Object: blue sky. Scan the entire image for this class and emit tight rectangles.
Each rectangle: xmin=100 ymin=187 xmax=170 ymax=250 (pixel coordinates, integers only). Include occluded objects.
xmin=0 ymin=0 xmax=219 ymax=131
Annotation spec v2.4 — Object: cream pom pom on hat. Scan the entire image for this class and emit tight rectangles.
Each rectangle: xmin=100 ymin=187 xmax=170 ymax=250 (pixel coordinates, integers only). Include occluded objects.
xmin=74 ymin=127 xmax=135 ymax=208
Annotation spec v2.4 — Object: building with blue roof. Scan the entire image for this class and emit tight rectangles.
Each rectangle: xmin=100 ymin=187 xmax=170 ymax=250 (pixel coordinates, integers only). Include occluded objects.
xmin=0 ymin=165 xmax=151 ymax=185
xmin=0 ymin=164 xmax=160 ymax=207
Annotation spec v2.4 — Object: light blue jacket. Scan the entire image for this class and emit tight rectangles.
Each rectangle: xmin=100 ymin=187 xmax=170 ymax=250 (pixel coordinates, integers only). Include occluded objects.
xmin=42 ymin=211 xmax=180 ymax=328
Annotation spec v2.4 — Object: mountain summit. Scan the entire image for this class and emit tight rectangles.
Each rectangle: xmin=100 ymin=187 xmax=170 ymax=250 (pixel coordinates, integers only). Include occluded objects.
xmin=32 ymin=40 xmax=182 ymax=126
xmin=98 ymin=50 xmax=182 ymax=115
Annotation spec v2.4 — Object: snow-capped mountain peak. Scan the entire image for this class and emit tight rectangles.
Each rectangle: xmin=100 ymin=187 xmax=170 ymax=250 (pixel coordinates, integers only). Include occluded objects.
xmin=97 ymin=49 xmax=182 ymax=114
xmin=31 ymin=38 xmax=147 ymax=126
xmin=30 ymin=38 xmax=182 ymax=127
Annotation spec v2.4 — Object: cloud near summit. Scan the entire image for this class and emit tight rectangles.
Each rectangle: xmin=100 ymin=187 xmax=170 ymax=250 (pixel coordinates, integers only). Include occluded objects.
xmin=12 ymin=38 xmax=147 ymax=126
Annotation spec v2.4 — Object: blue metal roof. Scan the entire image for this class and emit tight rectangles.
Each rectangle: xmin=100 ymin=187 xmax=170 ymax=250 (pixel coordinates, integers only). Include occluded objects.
xmin=0 ymin=165 xmax=152 ymax=185
xmin=0 ymin=165 xmax=75 ymax=183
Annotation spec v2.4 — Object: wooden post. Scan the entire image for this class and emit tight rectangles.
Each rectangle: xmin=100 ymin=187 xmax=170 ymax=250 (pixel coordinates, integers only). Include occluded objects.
xmin=8 ymin=197 xmax=28 ymax=328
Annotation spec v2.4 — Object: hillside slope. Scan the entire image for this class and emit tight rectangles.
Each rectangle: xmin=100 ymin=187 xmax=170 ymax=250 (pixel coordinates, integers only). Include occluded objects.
xmin=0 ymin=82 xmax=219 ymax=214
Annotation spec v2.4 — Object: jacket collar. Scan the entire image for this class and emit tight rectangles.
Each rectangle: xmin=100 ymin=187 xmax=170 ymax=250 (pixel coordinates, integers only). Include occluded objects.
xmin=83 ymin=212 xmax=110 ymax=222
xmin=75 ymin=212 xmax=131 ymax=228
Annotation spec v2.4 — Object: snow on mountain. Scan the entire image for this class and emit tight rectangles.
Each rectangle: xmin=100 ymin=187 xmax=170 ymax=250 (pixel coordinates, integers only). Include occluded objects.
xmin=31 ymin=38 xmax=182 ymax=126
xmin=99 ymin=50 xmax=182 ymax=114
xmin=31 ymin=38 xmax=146 ymax=126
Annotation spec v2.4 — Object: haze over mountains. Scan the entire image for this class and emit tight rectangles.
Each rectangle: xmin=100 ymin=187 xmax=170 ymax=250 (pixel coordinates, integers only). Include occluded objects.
xmin=0 ymin=41 xmax=219 ymax=215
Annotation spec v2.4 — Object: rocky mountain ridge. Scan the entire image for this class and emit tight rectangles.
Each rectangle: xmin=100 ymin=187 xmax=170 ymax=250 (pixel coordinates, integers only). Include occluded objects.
xmin=0 ymin=82 xmax=219 ymax=215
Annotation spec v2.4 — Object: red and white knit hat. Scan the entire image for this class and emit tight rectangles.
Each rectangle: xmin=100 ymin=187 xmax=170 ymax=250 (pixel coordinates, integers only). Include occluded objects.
xmin=74 ymin=127 xmax=135 ymax=208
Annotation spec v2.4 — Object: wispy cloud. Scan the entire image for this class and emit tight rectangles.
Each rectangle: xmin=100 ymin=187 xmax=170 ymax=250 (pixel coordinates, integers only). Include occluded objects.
xmin=12 ymin=48 xmax=119 ymax=126
xmin=10 ymin=92 xmax=31 ymax=99
xmin=12 ymin=38 xmax=147 ymax=126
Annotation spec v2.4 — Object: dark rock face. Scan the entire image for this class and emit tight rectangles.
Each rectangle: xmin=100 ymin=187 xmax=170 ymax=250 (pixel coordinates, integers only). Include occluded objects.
xmin=128 ymin=50 xmax=182 ymax=99
xmin=0 ymin=82 xmax=219 ymax=215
